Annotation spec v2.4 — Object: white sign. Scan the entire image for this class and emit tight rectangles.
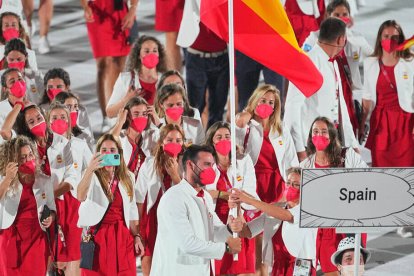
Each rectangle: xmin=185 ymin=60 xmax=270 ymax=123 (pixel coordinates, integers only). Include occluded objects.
xmin=299 ymin=168 xmax=414 ymax=228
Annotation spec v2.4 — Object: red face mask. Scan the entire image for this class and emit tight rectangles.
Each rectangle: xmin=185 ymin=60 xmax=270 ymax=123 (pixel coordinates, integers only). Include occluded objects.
xmin=131 ymin=116 xmax=148 ymax=133
xmin=8 ymin=61 xmax=25 ymax=71
xmin=18 ymin=159 xmax=36 ymax=175
xmin=339 ymin=16 xmax=351 ymax=26
xmin=215 ymin=140 xmax=231 ymax=156
xmin=381 ymin=39 xmax=399 ymax=53
xmin=255 ymin=104 xmax=274 ymax=119
xmin=51 ymin=119 xmax=69 ymax=135
xmin=9 ymin=80 xmax=26 ymax=98
xmin=47 ymin=88 xmax=63 ymax=100
xmin=284 ymin=186 xmax=300 ymax=202
xmin=3 ymin=28 xmax=20 ymax=41
xmin=165 ymin=106 xmax=184 ymax=121
xmin=312 ymin=136 xmax=330 ymax=151
xmin=30 ymin=121 xmax=47 ymax=137
xmin=193 ymin=163 xmax=216 ymax=185
xmin=70 ymin=111 xmax=78 ymax=127
xmin=163 ymin=142 xmax=182 ymax=158
xmin=142 ymin=53 xmax=159 ymax=69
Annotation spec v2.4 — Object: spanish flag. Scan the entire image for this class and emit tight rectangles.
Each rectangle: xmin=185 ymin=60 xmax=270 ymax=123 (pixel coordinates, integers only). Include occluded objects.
xmin=396 ymin=35 xmax=414 ymax=51
xmin=200 ymin=0 xmax=323 ymax=97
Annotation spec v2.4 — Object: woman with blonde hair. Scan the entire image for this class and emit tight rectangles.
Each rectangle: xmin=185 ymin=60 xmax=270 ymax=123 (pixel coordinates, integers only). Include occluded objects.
xmin=77 ymin=133 xmax=144 ymax=275
xmin=136 ymin=124 xmax=184 ymax=275
xmin=0 ymin=135 xmax=55 ymax=275
xmin=235 ymin=84 xmax=298 ymax=275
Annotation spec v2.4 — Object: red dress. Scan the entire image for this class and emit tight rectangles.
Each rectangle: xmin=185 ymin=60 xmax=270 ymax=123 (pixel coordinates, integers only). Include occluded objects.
xmin=155 ymin=0 xmax=185 ymax=32
xmin=366 ymin=64 xmax=414 ymax=167
xmin=214 ymin=168 xmax=255 ymax=274
xmin=255 ymin=130 xmax=285 ymax=203
xmin=271 ymin=223 xmax=316 ymax=276
xmin=86 ymin=0 xmax=131 ymax=58
xmin=139 ymin=79 xmax=157 ymax=105
xmin=0 ymin=181 xmax=48 ymax=276
xmin=140 ymin=173 xmax=171 ymax=256
xmin=81 ymin=185 xmax=136 ymax=275
xmin=127 ymin=139 xmax=146 ymax=181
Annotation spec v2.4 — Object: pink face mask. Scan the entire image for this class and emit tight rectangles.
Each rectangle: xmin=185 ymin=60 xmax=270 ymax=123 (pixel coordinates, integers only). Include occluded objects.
xmin=142 ymin=53 xmax=159 ymax=69
xmin=284 ymin=186 xmax=300 ymax=202
xmin=339 ymin=16 xmax=351 ymax=26
xmin=70 ymin=111 xmax=78 ymax=127
xmin=165 ymin=106 xmax=184 ymax=121
xmin=312 ymin=136 xmax=330 ymax=151
xmin=47 ymin=88 xmax=63 ymax=100
xmin=215 ymin=140 xmax=231 ymax=156
xmin=9 ymin=80 xmax=26 ymax=98
xmin=18 ymin=159 xmax=36 ymax=175
xmin=131 ymin=117 xmax=148 ymax=133
xmin=51 ymin=119 xmax=69 ymax=135
xmin=381 ymin=39 xmax=399 ymax=53
xmin=8 ymin=61 xmax=25 ymax=71
xmin=3 ymin=28 xmax=20 ymax=41
xmin=255 ymin=104 xmax=274 ymax=119
xmin=196 ymin=165 xmax=216 ymax=185
xmin=30 ymin=121 xmax=47 ymax=137
xmin=163 ymin=142 xmax=182 ymax=158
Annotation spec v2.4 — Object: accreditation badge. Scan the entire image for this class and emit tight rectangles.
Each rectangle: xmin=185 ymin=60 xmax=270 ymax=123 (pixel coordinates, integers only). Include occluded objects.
xmin=293 ymin=258 xmax=311 ymax=276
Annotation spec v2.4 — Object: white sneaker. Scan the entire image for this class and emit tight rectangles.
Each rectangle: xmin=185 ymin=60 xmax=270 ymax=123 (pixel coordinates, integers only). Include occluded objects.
xmin=101 ymin=117 xmax=112 ymax=133
xmin=397 ymin=227 xmax=414 ymax=238
xmin=38 ymin=36 xmax=51 ymax=54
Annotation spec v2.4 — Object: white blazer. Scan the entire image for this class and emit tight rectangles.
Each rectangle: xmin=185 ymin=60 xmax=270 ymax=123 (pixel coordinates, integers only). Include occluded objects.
xmin=119 ymin=127 xmax=159 ymax=163
xmin=363 ymin=57 xmax=414 ymax=113
xmin=160 ymin=116 xmax=205 ymax=145
xmin=151 ymin=179 xmax=230 ymax=276
xmin=284 ymin=44 xmax=359 ymax=152
xmin=69 ymin=136 xmax=93 ymax=198
xmin=107 ymin=71 xmax=142 ymax=111
xmin=302 ymin=29 xmax=373 ymax=91
xmin=47 ymin=134 xmax=78 ymax=199
xmin=77 ymin=171 xmax=138 ymax=228
xmin=177 ymin=0 xmax=200 ymax=48
xmin=0 ymin=173 xmax=56 ymax=230
xmin=206 ymin=155 xmax=259 ymax=211
xmin=236 ymin=120 xmax=299 ymax=181
xmin=248 ymin=205 xmax=318 ymax=268
xmin=300 ymin=147 xmax=368 ymax=168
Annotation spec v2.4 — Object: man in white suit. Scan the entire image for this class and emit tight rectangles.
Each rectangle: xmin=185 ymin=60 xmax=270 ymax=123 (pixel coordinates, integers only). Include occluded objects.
xmin=151 ymin=145 xmax=242 ymax=276
xmin=284 ymin=17 xmax=359 ymax=161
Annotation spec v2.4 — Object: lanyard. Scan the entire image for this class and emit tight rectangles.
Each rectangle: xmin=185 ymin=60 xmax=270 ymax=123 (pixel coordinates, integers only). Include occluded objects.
xmin=379 ymin=60 xmax=397 ymax=92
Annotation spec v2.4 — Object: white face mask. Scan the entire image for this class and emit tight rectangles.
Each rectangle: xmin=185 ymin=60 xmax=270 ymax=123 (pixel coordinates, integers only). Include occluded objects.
xmin=340 ymin=265 xmax=365 ymax=276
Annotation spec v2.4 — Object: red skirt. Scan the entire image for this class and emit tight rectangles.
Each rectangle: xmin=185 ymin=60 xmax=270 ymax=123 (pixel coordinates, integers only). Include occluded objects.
xmin=255 ymin=168 xmax=285 ymax=204
xmin=55 ymin=192 xmax=82 ymax=262
xmin=155 ymin=0 xmax=185 ymax=32
xmin=86 ymin=1 xmax=131 ymax=58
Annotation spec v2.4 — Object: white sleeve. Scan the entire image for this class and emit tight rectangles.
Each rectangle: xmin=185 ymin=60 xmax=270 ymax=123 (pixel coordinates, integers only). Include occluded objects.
xmin=135 ymin=159 xmax=150 ymax=203
xmin=345 ymin=147 xmax=368 ymax=168
xmin=107 ymin=73 xmax=128 ymax=107
xmin=284 ymin=84 xmax=307 ymax=152
xmin=247 ymin=213 xmax=266 ymax=237
xmin=240 ymin=157 xmax=259 ymax=210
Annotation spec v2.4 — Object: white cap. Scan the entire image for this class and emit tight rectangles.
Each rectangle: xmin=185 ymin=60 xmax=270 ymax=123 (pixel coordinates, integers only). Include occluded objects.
xmin=331 ymin=237 xmax=371 ymax=266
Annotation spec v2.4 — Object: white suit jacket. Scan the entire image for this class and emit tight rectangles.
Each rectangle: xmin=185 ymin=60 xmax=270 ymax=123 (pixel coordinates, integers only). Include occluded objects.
xmin=284 ymin=44 xmax=359 ymax=152
xmin=119 ymin=126 xmax=159 ymax=163
xmin=78 ymin=171 xmax=138 ymax=228
xmin=107 ymin=71 xmax=143 ymax=111
xmin=236 ymin=120 xmax=299 ymax=181
xmin=0 ymin=173 xmax=56 ymax=231
xmin=248 ymin=205 xmax=318 ymax=268
xmin=69 ymin=136 xmax=93 ymax=198
xmin=300 ymin=147 xmax=368 ymax=168
xmin=159 ymin=116 xmax=205 ymax=145
xmin=206 ymin=155 xmax=259 ymax=211
xmin=363 ymin=57 xmax=414 ymax=113
xmin=0 ymin=99 xmax=16 ymax=143
xmin=151 ymin=180 xmax=230 ymax=276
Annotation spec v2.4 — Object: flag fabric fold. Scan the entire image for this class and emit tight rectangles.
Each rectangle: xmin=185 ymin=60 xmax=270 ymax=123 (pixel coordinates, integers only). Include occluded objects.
xmin=396 ymin=35 xmax=414 ymax=51
xmin=200 ymin=0 xmax=323 ymax=97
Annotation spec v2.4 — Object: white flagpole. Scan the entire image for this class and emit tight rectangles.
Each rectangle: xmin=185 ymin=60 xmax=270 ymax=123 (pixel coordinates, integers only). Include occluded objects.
xmin=228 ymin=0 xmax=239 ymax=261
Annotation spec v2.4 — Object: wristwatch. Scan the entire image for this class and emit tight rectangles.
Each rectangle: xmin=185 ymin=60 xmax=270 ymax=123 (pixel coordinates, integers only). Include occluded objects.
xmin=225 ymin=242 xmax=230 ymax=253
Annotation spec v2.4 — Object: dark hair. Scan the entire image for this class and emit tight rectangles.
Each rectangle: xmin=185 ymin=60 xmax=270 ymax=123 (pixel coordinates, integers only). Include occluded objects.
xmin=14 ymin=104 xmax=47 ymax=141
xmin=155 ymin=83 xmax=195 ymax=118
xmin=326 ymin=0 xmax=351 ymax=16
xmin=372 ymin=20 xmax=413 ymax=60
xmin=182 ymin=144 xmax=215 ymax=173
xmin=126 ymin=35 xmax=167 ymax=73
xmin=4 ymin=38 xmax=28 ymax=69
xmin=0 ymin=12 xmax=30 ymax=46
xmin=1 ymin=68 xmax=21 ymax=100
xmin=40 ymin=68 xmax=71 ymax=105
xmin=53 ymin=91 xmax=84 ymax=137
xmin=157 ymin=70 xmax=186 ymax=91
xmin=335 ymin=249 xmax=368 ymax=265
xmin=306 ymin=116 xmax=343 ymax=167
xmin=318 ymin=17 xmax=346 ymax=43
xmin=122 ymin=96 xmax=150 ymax=131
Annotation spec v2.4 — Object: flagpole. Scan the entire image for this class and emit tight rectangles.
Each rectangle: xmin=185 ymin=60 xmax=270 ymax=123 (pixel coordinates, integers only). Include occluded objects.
xmin=228 ymin=0 xmax=239 ymax=261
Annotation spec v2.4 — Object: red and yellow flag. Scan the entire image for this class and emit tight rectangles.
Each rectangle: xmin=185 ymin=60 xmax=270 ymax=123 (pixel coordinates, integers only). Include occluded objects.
xmin=200 ymin=0 xmax=323 ymax=97
xmin=396 ymin=35 xmax=414 ymax=51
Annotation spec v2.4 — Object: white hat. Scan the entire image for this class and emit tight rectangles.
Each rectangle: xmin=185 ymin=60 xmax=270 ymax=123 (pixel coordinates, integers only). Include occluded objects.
xmin=331 ymin=237 xmax=371 ymax=266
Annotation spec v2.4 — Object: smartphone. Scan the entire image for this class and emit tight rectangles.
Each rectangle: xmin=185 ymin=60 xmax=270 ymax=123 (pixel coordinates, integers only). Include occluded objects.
xmin=100 ymin=154 xmax=121 ymax=167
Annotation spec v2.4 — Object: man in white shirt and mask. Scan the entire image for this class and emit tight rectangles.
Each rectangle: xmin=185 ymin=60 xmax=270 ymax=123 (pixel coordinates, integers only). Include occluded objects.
xmin=151 ymin=145 xmax=242 ymax=276
xmin=284 ymin=17 xmax=359 ymax=161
